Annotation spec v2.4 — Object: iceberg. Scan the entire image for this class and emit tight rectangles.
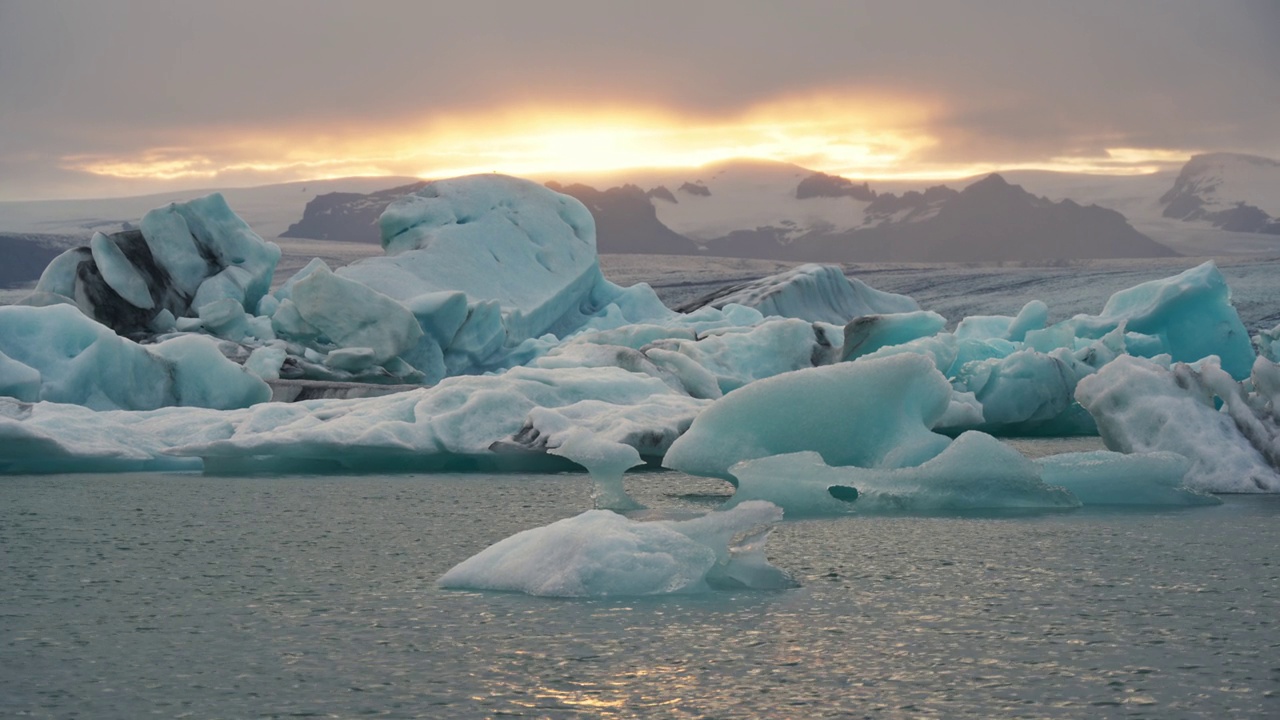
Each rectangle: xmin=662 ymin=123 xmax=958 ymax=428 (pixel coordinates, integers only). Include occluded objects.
xmin=1075 ymin=355 xmax=1280 ymax=492
xmin=32 ymin=193 xmax=281 ymax=337
xmin=723 ymin=433 xmax=1079 ymax=516
xmin=334 ymin=175 xmax=619 ymax=366
xmin=437 ymin=501 xmax=795 ymax=597
xmin=1025 ymin=261 xmax=1255 ymax=379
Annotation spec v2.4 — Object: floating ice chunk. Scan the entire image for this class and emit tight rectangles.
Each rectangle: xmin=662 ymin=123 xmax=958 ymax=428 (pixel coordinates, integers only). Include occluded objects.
xmin=192 ymin=265 xmax=255 ymax=312
xmin=954 ymin=300 xmax=1048 ymax=342
xmin=953 ymin=349 xmax=1076 ymax=428
xmin=725 ymin=433 xmax=1078 ymax=516
xmin=437 ymin=501 xmax=793 ymax=597
xmin=1076 ymin=355 xmax=1280 ymax=492
xmin=1037 ymin=451 xmax=1219 ymax=506
xmin=664 ymin=354 xmax=953 ymax=481
xmin=680 ymin=263 xmax=919 ymax=324
xmin=841 ymin=311 xmax=947 ymax=361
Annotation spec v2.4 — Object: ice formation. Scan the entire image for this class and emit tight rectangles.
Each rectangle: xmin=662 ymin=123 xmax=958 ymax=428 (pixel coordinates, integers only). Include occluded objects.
xmin=437 ymin=501 xmax=795 ymax=597
xmin=0 ymin=304 xmax=269 ymax=410
xmin=679 ymin=263 xmax=919 ymax=324
xmin=0 ymin=364 xmax=708 ymax=475
xmin=1036 ymin=451 xmax=1219 ymax=506
xmin=1076 ymin=355 xmax=1280 ymax=492
xmin=724 ymin=433 xmax=1079 ymax=516
xmin=3 ymin=172 xmax=1278 ymax=506
xmin=664 ymin=354 xmax=954 ymax=480
xmin=31 ymin=194 xmax=281 ymax=338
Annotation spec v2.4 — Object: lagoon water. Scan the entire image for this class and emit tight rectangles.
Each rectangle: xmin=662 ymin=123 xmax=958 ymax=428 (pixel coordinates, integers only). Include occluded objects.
xmin=3 ymin=468 xmax=1278 ymax=719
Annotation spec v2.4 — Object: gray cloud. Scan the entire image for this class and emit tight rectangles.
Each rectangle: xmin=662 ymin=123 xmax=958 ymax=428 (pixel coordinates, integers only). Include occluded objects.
xmin=1 ymin=0 xmax=1277 ymax=198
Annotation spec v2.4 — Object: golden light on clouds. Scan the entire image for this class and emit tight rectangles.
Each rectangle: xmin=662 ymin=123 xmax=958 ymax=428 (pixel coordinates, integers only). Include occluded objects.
xmin=59 ymin=93 xmax=1193 ymax=187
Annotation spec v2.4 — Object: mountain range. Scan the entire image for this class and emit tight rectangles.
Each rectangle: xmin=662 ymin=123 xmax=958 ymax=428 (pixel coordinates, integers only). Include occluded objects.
xmin=2 ymin=153 xmax=1278 ymax=289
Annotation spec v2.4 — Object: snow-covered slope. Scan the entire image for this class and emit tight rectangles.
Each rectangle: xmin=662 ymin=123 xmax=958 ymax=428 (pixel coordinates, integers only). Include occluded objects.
xmin=1159 ymin=153 xmax=1280 ymax=233
xmin=643 ymin=159 xmax=873 ymax=242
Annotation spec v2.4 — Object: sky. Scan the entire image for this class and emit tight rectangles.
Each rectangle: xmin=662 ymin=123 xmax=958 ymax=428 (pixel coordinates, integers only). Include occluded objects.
xmin=1 ymin=0 xmax=1278 ymax=201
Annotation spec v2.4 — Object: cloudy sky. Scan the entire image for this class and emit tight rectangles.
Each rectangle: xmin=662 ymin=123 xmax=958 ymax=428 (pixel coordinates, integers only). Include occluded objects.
xmin=1 ymin=0 xmax=1277 ymax=200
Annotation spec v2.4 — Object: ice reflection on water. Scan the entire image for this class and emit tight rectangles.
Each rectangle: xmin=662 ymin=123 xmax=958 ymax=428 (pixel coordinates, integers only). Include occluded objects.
xmin=2 ymin=465 xmax=1278 ymax=719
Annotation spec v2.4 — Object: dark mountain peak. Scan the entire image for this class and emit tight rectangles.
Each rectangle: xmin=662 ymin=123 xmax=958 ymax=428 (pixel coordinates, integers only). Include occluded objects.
xmin=962 ymin=173 xmax=1016 ymax=194
xmin=795 ymin=172 xmax=876 ymax=201
xmin=678 ymin=182 xmax=711 ymax=197
xmin=647 ymin=185 xmax=677 ymax=203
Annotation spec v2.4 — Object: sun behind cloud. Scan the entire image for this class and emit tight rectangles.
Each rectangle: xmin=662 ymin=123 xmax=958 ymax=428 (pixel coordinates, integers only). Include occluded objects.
xmin=60 ymin=91 xmax=1194 ymax=189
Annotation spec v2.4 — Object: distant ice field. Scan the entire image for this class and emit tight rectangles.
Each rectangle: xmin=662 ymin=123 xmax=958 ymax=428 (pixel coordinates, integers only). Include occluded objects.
xmin=3 ymin=470 xmax=1277 ymax=718
xmin=598 ymin=253 xmax=1280 ymax=334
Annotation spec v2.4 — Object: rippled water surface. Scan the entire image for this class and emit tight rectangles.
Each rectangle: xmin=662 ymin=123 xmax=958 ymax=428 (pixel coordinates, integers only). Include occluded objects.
xmin=3 ymin=470 xmax=1278 ymax=719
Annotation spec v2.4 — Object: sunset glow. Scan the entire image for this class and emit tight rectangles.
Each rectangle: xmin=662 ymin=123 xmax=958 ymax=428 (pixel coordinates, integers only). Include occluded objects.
xmin=59 ymin=95 xmax=1195 ymax=190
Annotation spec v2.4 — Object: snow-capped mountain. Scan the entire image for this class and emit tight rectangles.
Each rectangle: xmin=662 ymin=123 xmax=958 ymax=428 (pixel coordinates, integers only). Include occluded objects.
xmin=1159 ymin=153 xmax=1280 ymax=234
xmin=273 ymin=159 xmax=1172 ymax=261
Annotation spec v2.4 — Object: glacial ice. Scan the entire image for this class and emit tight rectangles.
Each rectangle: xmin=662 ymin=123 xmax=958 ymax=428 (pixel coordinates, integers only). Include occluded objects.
xmin=664 ymin=354 xmax=954 ymax=481
xmin=841 ymin=310 xmax=947 ymax=361
xmin=0 ymin=362 xmax=707 ymax=474
xmin=724 ymin=433 xmax=1078 ymax=516
xmin=682 ymin=263 xmax=919 ymax=324
xmin=3 ymin=173 xmax=1279 ymax=510
xmin=1036 ymin=451 xmax=1220 ymax=506
xmin=0 ymin=304 xmax=269 ymax=411
xmin=1076 ymin=355 xmax=1280 ymax=492
xmin=437 ymin=501 xmax=795 ymax=597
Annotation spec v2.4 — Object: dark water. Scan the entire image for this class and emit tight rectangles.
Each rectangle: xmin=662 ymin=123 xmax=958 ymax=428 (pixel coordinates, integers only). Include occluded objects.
xmin=3 ymin=471 xmax=1278 ymax=719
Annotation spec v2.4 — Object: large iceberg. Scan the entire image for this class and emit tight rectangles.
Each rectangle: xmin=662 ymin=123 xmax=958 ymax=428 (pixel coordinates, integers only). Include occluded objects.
xmin=328 ymin=175 xmax=645 ymax=378
xmin=437 ymin=501 xmax=795 ymax=597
